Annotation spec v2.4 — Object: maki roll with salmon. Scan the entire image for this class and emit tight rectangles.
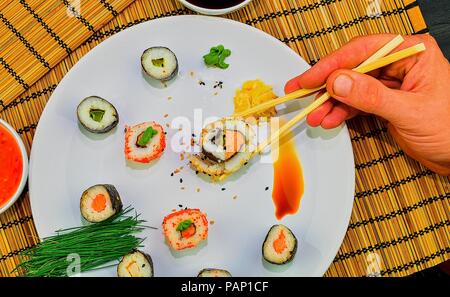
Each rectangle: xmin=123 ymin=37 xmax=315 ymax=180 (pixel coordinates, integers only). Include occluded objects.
xmin=77 ymin=96 xmax=119 ymax=133
xmin=125 ymin=121 xmax=166 ymax=163
xmin=262 ymin=225 xmax=297 ymax=265
xmin=189 ymin=119 xmax=255 ymax=181
xmin=141 ymin=47 xmax=178 ymax=82
xmin=117 ymin=250 xmax=153 ymax=277
xmin=198 ymin=269 xmax=232 ymax=277
xmin=162 ymin=209 xmax=208 ymax=250
xmin=80 ymin=184 xmax=122 ymax=223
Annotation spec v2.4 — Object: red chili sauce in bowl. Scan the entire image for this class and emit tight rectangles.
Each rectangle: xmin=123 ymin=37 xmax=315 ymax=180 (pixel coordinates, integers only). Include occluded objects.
xmin=0 ymin=124 xmax=23 ymax=207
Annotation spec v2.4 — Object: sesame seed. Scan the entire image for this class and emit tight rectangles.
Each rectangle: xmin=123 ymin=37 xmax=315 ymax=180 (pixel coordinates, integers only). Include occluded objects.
xmin=180 ymin=178 xmax=183 ymax=183
xmin=164 ymin=114 xmax=169 ymax=118
xmin=170 ymin=172 xmax=174 ymax=177
xmin=178 ymin=204 xmax=183 ymax=208
xmin=233 ymin=195 xmax=238 ymax=200
xmin=221 ymin=188 xmax=226 ymax=191
xmin=265 ymin=186 xmax=269 ymax=191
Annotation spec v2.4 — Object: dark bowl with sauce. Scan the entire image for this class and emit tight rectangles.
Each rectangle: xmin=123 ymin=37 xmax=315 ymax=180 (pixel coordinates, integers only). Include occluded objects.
xmin=178 ymin=0 xmax=251 ymax=15
xmin=0 ymin=119 xmax=28 ymax=214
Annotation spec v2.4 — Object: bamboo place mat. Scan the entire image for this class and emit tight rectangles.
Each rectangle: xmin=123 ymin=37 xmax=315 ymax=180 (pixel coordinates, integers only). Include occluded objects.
xmin=0 ymin=0 xmax=449 ymax=277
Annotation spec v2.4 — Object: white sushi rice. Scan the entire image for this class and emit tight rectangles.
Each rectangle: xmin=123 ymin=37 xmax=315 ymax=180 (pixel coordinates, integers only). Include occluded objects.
xmin=117 ymin=251 xmax=153 ymax=277
xmin=77 ymin=96 xmax=118 ymax=133
xmin=141 ymin=47 xmax=178 ymax=81
xmin=262 ymin=225 xmax=297 ymax=264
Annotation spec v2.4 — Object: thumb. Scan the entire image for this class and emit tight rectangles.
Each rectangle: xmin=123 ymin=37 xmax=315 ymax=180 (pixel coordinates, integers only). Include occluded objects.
xmin=326 ymin=69 xmax=414 ymax=123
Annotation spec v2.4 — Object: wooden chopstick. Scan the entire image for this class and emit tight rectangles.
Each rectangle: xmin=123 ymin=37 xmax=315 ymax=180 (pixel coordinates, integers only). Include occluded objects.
xmin=234 ymin=35 xmax=404 ymax=119
xmin=256 ymin=40 xmax=425 ymax=153
xmin=269 ymin=35 xmax=404 ymax=142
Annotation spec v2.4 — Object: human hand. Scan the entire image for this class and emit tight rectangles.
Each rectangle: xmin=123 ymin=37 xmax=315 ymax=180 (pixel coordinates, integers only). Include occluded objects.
xmin=284 ymin=34 xmax=450 ymax=175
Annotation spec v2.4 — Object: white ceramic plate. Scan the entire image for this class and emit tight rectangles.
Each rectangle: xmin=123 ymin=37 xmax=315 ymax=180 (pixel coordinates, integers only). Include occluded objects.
xmin=29 ymin=16 xmax=355 ymax=277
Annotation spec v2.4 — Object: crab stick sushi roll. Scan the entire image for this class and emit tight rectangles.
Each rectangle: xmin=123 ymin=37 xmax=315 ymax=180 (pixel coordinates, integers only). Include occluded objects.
xmin=262 ymin=225 xmax=297 ymax=265
xmin=198 ymin=269 xmax=232 ymax=277
xmin=80 ymin=184 xmax=122 ymax=223
xmin=117 ymin=250 xmax=153 ymax=277
xmin=125 ymin=121 xmax=166 ymax=163
xmin=141 ymin=47 xmax=178 ymax=82
xmin=77 ymin=96 xmax=119 ymax=134
xmin=162 ymin=209 xmax=208 ymax=250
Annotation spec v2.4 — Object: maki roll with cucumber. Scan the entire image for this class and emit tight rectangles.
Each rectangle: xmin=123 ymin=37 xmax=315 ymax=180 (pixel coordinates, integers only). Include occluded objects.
xmin=80 ymin=184 xmax=122 ymax=223
xmin=117 ymin=250 xmax=154 ymax=277
xmin=198 ymin=269 xmax=232 ymax=277
xmin=141 ymin=47 xmax=178 ymax=82
xmin=124 ymin=121 xmax=166 ymax=163
xmin=262 ymin=225 xmax=297 ymax=265
xmin=77 ymin=96 xmax=119 ymax=133
xmin=162 ymin=209 xmax=208 ymax=250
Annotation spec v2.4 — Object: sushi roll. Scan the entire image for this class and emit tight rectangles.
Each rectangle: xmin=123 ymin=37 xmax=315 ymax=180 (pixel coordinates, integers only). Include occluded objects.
xmin=117 ymin=250 xmax=153 ymax=277
xmin=80 ymin=184 xmax=122 ymax=223
xmin=262 ymin=225 xmax=297 ymax=265
xmin=162 ymin=209 xmax=208 ymax=250
xmin=198 ymin=269 xmax=232 ymax=277
xmin=141 ymin=47 xmax=178 ymax=82
xmin=125 ymin=121 xmax=166 ymax=163
xmin=189 ymin=118 xmax=255 ymax=181
xmin=77 ymin=96 xmax=119 ymax=133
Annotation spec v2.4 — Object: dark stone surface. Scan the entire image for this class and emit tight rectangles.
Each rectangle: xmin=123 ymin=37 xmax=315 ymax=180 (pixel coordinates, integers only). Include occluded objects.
xmin=417 ymin=0 xmax=450 ymax=59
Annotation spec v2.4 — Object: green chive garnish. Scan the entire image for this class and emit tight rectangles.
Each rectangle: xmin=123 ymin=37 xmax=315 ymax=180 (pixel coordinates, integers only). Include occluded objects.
xmin=152 ymin=58 xmax=165 ymax=67
xmin=13 ymin=207 xmax=151 ymax=277
xmin=138 ymin=126 xmax=158 ymax=147
xmin=89 ymin=109 xmax=105 ymax=122
xmin=203 ymin=45 xmax=232 ymax=69
xmin=176 ymin=219 xmax=193 ymax=232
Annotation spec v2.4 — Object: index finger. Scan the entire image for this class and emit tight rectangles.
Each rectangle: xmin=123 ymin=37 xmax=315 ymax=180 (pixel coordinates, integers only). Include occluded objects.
xmin=285 ymin=34 xmax=399 ymax=93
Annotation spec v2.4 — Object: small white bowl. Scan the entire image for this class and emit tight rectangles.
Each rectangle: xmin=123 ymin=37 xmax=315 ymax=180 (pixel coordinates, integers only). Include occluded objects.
xmin=178 ymin=0 xmax=252 ymax=15
xmin=0 ymin=119 xmax=28 ymax=215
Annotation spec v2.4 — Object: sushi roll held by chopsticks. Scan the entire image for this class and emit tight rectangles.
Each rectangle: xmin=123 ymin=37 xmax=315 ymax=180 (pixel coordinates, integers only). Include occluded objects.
xmin=189 ymin=118 xmax=255 ymax=181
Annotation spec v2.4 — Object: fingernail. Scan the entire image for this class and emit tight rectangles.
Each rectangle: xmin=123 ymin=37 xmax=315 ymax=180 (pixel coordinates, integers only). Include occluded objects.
xmin=333 ymin=74 xmax=353 ymax=97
